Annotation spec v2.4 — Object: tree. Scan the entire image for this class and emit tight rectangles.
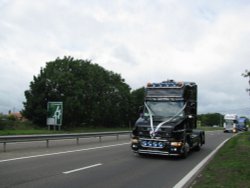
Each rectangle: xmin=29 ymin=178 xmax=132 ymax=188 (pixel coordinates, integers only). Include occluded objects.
xmin=130 ymin=87 xmax=145 ymax=125
xmin=22 ymin=56 xmax=131 ymax=128
xmin=242 ymin=70 xmax=250 ymax=95
xmin=242 ymin=69 xmax=250 ymax=77
xmin=197 ymin=113 xmax=223 ymax=127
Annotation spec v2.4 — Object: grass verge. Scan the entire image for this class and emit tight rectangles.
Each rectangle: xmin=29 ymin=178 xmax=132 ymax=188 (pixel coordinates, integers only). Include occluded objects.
xmin=0 ymin=120 xmax=131 ymax=135
xmin=197 ymin=125 xmax=224 ymax=131
xmin=0 ymin=127 xmax=130 ymax=135
xmin=191 ymin=132 xmax=250 ymax=188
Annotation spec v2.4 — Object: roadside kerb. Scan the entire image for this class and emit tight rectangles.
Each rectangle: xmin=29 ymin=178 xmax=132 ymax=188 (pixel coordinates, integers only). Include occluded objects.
xmin=0 ymin=131 xmax=131 ymax=152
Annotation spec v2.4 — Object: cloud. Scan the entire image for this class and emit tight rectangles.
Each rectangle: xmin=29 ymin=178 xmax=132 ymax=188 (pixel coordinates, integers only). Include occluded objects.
xmin=0 ymin=0 xmax=250 ymax=117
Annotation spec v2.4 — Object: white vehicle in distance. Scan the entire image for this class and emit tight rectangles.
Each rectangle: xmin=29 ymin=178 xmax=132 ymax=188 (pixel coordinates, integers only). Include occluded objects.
xmin=223 ymin=114 xmax=238 ymax=133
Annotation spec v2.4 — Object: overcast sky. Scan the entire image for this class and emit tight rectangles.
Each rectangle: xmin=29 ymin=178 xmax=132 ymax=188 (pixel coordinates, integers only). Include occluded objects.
xmin=0 ymin=0 xmax=250 ymax=117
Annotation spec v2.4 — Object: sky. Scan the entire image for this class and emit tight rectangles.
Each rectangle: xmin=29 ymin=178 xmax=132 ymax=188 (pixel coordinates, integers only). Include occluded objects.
xmin=0 ymin=0 xmax=250 ymax=117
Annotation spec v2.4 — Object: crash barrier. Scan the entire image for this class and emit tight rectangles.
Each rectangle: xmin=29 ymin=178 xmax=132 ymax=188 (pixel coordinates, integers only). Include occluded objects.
xmin=0 ymin=131 xmax=131 ymax=152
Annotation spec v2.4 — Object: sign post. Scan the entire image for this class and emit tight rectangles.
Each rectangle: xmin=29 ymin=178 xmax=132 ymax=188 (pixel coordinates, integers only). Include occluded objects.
xmin=47 ymin=102 xmax=63 ymax=131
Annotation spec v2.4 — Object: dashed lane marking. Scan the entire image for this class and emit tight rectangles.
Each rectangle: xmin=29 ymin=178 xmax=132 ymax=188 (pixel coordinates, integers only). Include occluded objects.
xmin=63 ymin=163 xmax=103 ymax=174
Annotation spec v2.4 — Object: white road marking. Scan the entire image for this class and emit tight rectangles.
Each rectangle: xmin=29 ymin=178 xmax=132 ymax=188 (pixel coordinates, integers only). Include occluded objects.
xmin=63 ymin=163 xmax=102 ymax=174
xmin=0 ymin=142 xmax=129 ymax=163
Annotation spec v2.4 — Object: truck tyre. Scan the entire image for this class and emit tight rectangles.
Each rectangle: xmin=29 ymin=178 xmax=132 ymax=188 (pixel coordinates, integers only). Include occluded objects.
xmin=181 ymin=147 xmax=188 ymax=159
xmin=194 ymin=135 xmax=203 ymax=151
xmin=194 ymin=140 xmax=201 ymax=151
xmin=181 ymin=143 xmax=189 ymax=159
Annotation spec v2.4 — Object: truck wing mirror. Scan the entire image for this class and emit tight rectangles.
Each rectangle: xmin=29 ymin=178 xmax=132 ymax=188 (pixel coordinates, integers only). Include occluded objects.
xmin=138 ymin=106 xmax=143 ymax=112
xmin=138 ymin=106 xmax=144 ymax=116
xmin=190 ymin=102 xmax=196 ymax=107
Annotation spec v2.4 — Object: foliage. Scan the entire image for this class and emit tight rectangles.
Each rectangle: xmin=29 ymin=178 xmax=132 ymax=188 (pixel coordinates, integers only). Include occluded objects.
xmin=0 ymin=125 xmax=130 ymax=135
xmin=197 ymin=113 xmax=224 ymax=127
xmin=22 ymin=56 xmax=132 ymax=128
xmin=8 ymin=114 xmax=16 ymax=121
xmin=130 ymin=87 xmax=145 ymax=124
xmin=242 ymin=69 xmax=250 ymax=95
xmin=0 ymin=114 xmax=15 ymax=130
xmin=1 ymin=110 xmax=33 ymax=130
xmin=242 ymin=69 xmax=250 ymax=77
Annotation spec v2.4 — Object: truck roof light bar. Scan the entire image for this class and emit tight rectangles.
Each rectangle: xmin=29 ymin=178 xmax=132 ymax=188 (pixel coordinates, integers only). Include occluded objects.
xmin=145 ymin=96 xmax=182 ymax=98
xmin=147 ymin=80 xmax=184 ymax=88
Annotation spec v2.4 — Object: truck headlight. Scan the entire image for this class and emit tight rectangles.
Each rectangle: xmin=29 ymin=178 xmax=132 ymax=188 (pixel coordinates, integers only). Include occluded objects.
xmin=148 ymin=141 xmax=153 ymax=146
xmin=171 ymin=142 xmax=183 ymax=147
xmin=141 ymin=140 xmax=148 ymax=146
xmin=131 ymin=139 xmax=139 ymax=144
xmin=158 ymin=142 xmax=164 ymax=148
xmin=153 ymin=142 xmax=158 ymax=147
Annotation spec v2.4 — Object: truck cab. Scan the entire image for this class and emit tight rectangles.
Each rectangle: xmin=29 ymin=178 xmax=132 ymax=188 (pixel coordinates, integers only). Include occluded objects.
xmin=131 ymin=80 xmax=205 ymax=158
xmin=223 ymin=114 xmax=238 ymax=133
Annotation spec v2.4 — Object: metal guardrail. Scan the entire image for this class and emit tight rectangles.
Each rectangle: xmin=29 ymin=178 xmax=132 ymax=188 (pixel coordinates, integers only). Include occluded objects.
xmin=0 ymin=131 xmax=131 ymax=152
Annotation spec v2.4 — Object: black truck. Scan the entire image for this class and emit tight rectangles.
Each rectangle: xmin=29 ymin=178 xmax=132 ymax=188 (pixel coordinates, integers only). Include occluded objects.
xmin=131 ymin=80 xmax=205 ymax=158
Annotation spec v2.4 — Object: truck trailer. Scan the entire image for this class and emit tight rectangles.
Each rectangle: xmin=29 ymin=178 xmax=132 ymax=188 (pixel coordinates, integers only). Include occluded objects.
xmin=131 ymin=80 xmax=205 ymax=158
xmin=237 ymin=117 xmax=249 ymax=131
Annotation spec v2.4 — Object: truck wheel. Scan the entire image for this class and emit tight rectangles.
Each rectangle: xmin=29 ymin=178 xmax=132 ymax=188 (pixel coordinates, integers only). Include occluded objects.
xmin=181 ymin=144 xmax=188 ymax=159
xmin=194 ymin=136 xmax=203 ymax=151
xmin=181 ymin=148 xmax=188 ymax=159
xmin=194 ymin=140 xmax=201 ymax=151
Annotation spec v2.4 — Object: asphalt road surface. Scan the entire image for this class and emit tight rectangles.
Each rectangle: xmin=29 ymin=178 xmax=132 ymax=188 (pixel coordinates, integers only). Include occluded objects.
xmin=0 ymin=131 xmax=234 ymax=188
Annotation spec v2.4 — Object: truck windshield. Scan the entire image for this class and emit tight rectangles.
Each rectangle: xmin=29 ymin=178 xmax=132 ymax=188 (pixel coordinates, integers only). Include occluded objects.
xmin=238 ymin=119 xmax=246 ymax=126
xmin=238 ymin=122 xmax=245 ymax=126
xmin=225 ymin=120 xmax=235 ymax=125
xmin=145 ymin=101 xmax=184 ymax=117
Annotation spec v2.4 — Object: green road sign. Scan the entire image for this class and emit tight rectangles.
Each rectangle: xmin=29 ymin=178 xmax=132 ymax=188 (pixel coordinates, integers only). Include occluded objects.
xmin=47 ymin=102 xmax=63 ymax=126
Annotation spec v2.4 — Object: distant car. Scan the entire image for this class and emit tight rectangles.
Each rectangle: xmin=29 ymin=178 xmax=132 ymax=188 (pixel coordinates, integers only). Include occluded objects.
xmin=213 ymin=125 xmax=219 ymax=127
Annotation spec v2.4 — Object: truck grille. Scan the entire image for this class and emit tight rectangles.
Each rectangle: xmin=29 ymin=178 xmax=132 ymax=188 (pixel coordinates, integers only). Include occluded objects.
xmin=138 ymin=127 xmax=173 ymax=138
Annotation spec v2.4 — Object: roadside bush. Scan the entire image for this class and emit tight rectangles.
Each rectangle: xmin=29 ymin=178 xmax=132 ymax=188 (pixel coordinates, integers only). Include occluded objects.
xmin=0 ymin=120 xmax=4 ymax=130
xmin=8 ymin=114 xmax=16 ymax=121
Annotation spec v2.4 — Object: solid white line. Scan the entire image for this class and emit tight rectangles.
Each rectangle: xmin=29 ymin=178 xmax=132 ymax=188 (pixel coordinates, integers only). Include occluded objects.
xmin=173 ymin=134 xmax=237 ymax=188
xmin=0 ymin=142 xmax=129 ymax=163
xmin=63 ymin=163 xmax=102 ymax=174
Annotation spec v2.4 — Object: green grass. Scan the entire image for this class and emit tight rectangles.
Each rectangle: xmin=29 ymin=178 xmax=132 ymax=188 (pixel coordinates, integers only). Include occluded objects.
xmin=0 ymin=127 xmax=131 ymax=135
xmin=0 ymin=120 xmax=131 ymax=135
xmin=192 ymin=132 xmax=250 ymax=188
xmin=0 ymin=129 xmax=65 ymax=135
xmin=197 ymin=125 xmax=224 ymax=131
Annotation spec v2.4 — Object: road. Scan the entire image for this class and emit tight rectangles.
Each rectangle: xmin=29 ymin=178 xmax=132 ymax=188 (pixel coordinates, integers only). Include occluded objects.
xmin=0 ymin=131 xmax=234 ymax=188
